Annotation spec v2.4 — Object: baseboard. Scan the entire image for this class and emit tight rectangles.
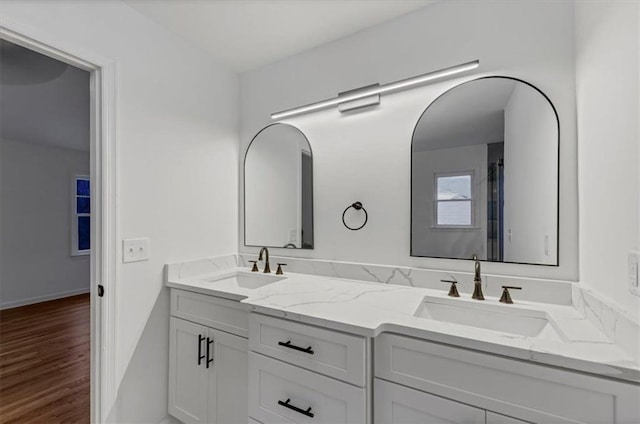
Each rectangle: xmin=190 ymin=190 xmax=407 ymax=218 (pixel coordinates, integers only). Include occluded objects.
xmin=0 ymin=287 xmax=90 ymax=310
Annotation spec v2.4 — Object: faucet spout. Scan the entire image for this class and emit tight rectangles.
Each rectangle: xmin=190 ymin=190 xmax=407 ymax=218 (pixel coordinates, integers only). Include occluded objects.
xmin=258 ymin=247 xmax=271 ymax=274
xmin=471 ymin=254 xmax=484 ymax=300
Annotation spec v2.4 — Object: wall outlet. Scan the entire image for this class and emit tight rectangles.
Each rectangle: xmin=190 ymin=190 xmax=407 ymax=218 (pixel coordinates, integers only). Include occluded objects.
xmin=123 ymin=238 xmax=150 ymax=263
xmin=629 ymin=251 xmax=640 ymax=296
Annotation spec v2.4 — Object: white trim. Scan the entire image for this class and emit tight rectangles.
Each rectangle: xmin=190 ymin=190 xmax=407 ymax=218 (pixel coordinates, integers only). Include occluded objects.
xmin=0 ymin=20 xmax=117 ymax=424
xmin=0 ymin=288 xmax=90 ymax=310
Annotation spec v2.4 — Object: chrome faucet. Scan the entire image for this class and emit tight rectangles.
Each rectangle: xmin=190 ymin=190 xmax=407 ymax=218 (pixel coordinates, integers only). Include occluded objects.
xmin=258 ymin=247 xmax=271 ymax=274
xmin=471 ymin=254 xmax=484 ymax=300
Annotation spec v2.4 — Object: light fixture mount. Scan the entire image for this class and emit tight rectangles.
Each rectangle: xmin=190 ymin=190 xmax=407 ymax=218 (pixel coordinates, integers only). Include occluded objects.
xmin=271 ymin=60 xmax=480 ymax=120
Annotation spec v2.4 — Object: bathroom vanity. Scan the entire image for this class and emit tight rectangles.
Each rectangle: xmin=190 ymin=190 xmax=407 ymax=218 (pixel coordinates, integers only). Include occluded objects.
xmin=166 ymin=256 xmax=640 ymax=424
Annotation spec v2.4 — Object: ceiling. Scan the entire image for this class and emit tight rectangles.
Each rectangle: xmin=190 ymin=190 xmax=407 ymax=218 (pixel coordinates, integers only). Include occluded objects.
xmin=0 ymin=40 xmax=90 ymax=152
xmin=125 ymin=0 xmax=436 ymax=72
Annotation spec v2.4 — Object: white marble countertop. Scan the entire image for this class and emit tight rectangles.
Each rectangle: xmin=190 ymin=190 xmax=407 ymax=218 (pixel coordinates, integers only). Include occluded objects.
xmin=167 ymin=265 xmax=640 ymax=384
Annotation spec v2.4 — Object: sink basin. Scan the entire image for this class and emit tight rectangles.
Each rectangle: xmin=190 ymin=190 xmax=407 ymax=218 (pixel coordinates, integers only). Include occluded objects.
xmin=414 ymin=296 xmax=564 ymax=340
xmin=202 ymin=271 xmax=285 ymax=289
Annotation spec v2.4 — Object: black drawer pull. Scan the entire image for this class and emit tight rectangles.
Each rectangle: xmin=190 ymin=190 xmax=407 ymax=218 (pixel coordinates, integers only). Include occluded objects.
xmin=278 ymin=340 xmax=314 ymax=355
xmin=278 ymin=398 xmax=314 ymax=418
xmin=197 ymin=334 xmax=205 ymax=365
xmin=206 ymin=337 xmax=214 ymax=368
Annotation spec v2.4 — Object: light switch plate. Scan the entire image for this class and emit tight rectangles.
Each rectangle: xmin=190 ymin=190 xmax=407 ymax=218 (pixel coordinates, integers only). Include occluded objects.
xmin=629 ymin=251 xmax=640 ymax=296
xmin=123 ymin=238 xmax=150 ymax=263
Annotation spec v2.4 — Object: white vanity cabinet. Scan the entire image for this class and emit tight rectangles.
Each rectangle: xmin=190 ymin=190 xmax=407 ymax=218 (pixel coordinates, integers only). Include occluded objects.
xmin=248 ymin=313 xmax=369 ymax=424
xmin=374 ymin=378 xmax=485 ymax=424
xmin=168 ymin=289 xmax=249 ymax=424
xmin=375 ymin=333 xmax=640 ymax=424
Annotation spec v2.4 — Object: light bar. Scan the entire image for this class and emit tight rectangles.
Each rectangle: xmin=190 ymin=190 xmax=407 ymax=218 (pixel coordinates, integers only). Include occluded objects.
xmin=271 ymin=60 xmax=479 ymax=120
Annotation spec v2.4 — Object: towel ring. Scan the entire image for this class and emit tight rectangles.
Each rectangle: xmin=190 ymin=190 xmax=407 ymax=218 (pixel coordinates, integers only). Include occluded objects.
xmin=342 ymin=201 xmax=368 ymax=231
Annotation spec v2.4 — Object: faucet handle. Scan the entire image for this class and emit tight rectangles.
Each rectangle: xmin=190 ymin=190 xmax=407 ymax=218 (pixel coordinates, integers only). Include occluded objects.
xmin=499 ymin=286 xmax=522 ymax=304
xmin=249 ymin=260 xmax=259 ymax=272
xmin=275 ymin=263 xmax=287 ymax=275
xmin=441 ymin=279 xmax=460 ymax=297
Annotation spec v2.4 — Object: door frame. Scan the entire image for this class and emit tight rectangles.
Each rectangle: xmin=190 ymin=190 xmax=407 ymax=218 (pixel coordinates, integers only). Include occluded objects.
xmin=0 ymin=20 xmax=117 ymax=423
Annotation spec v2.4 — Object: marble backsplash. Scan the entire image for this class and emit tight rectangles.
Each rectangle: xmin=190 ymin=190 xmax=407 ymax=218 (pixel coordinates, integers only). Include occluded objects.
xmin=572 ymin=286 xmax=640 ymax=365
xmin=166 ymin=254 xmax=238 ymax=281
xmin=236 ymin=253 xmax=573 ymax=305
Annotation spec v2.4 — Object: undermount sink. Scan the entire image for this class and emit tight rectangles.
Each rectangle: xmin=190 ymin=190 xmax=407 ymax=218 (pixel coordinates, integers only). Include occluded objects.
xmin=414 ymin=296 xmax=564 ymax=340
xmin=202 ymin=271 xmax=285 ymax=289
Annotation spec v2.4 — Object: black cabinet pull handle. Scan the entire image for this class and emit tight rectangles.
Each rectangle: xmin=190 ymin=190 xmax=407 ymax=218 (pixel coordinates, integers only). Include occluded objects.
xmin=278 ymin=340 xmax=314 ymax=355
xmin=197 ymin=334 xmax=205 ymax=365
xmin=206 ymin=337 xmax=214 ymax=368
xmin=277 ymin=398 xmax=314 ymax=418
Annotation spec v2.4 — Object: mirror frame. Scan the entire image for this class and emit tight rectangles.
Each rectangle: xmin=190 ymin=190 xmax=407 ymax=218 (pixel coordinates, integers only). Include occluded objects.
xmin=409 ymin=76 xmax=560 ymax=266
xmin=243 ymin=122 xmax=315 ymax=249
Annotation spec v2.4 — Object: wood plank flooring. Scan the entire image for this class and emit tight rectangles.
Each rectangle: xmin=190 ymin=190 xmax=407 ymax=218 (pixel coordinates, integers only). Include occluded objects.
xmin=0 ymin=294 xmax=90 ymax=423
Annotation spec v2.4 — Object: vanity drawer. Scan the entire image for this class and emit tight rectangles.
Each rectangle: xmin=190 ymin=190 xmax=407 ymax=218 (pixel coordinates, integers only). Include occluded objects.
xmin=249 ymin=352 xmax=366 ymax=424
xmin=374 ymin=378 xmax=485 ymax=424
xmin=170 ymin=289 xmax=248 ymax=337
xmin=249 ymin=313 xmax=366 ymax=386
xmin=375 ymin=333 xmax=640 ymax=424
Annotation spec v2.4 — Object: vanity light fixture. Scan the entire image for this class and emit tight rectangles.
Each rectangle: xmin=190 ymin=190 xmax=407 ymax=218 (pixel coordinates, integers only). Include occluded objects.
xmin=270 ymin=60 xmax=480 ymax=120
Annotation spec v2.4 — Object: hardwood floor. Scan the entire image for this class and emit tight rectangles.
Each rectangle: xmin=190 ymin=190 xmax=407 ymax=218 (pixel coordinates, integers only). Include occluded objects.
xmin=0 ymin=294 xmax=90 ymax=423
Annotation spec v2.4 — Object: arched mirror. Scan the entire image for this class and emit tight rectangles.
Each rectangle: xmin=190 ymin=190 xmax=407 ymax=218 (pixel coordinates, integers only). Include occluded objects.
xmin=411 ymin=77 xmax=559 ymax=265
xmin=244 ymin=123 xmax=314 ymax=249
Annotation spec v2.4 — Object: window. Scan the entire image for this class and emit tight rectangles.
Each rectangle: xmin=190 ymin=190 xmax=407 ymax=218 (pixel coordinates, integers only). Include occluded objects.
xmin=434 ymin=172 xmax=474 ymax=227
xmin=71 ymin=176 xmax=90 ymax=256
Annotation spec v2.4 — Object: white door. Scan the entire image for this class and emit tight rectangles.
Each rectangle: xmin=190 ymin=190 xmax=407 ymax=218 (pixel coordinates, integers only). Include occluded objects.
xmin=486 ymin=412 xmax=532 ymax=424
xmin=169 ymin=317 xmax=210 ymax=423
xmin=208 ymin=327 xmax=249 ymax=424
xmin=374 ymin=378 xmax=485 ymax=424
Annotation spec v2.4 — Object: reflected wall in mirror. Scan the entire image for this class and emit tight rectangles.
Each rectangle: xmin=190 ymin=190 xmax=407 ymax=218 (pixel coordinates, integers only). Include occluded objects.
xmin=411 ymin=77 xmax=559 ymax=265
xmin=245 ymin=123 xmax=314 ymax=249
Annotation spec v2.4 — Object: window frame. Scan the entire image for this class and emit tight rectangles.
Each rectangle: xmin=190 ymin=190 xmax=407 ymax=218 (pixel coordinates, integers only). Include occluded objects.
xmin=71 ymin=174 xmax=91 ymax=256
xmin=432 ymin=170 xmax=477 ymax=229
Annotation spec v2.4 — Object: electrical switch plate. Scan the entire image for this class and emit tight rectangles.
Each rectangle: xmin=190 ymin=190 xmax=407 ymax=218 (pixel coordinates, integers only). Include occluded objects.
xmin=629 ymin=251 xmax=640 ymax=296
xmin=123 ymin=238 xmax=150 ymax=263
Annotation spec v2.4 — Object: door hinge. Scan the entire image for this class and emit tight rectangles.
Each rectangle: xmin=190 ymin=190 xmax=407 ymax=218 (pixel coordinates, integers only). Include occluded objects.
xmin=98 ymin=285 xmax=105 ymax=297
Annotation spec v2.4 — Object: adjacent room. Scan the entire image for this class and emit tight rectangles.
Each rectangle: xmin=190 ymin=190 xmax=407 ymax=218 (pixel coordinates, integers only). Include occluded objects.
xmin=0 ymin=39 xmax=91 ymax=423
xmin=0 ymin=1 xmax=638 ymax=423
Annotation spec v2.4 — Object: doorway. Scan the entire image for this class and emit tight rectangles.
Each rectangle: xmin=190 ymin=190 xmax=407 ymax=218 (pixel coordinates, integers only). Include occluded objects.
xmin=0 ymin=23 xmax=116 ymax=423
xmin=0 ymin=37 xmax=91 ymax=422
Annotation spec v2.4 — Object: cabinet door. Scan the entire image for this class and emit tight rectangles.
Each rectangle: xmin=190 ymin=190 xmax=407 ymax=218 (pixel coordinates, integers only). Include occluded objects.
xmin=208 ymin=327 xmax=249 ymax=424
xmin=374 ymin=378 xmax=485 ymax=424
xmin=169 ymin=317 xmax=210 ymax=423
xmin=486 ymin=412 xmax=531 ymax=424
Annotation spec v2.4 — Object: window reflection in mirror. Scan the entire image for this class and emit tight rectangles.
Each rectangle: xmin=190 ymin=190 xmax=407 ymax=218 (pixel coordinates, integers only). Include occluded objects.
xmin=411 ymin=77 xmax=559 ymax=265
xmin=244 ymin=123 xmax=314 ymax=249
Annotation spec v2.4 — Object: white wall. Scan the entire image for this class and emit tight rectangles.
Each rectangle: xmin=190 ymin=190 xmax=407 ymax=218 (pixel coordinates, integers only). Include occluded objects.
xmin=1 ymin=0 xmax=239 ymax=421
xmin=0 ymin=139 xmax=90 ymax=308
xmin=503 ymin=84 xmax=558 ymax=265
xmin=575 ymin=1 xmax=640 ymax=317
xmin=412 ymin=144 xmax=487 ymax=260
xmin=239 ymin=0 xmax=578 ymax=281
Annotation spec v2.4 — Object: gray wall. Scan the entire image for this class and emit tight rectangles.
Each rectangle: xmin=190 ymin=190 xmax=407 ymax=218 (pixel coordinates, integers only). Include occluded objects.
xmin=0 ymin=138 xmax=90 ymax=308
